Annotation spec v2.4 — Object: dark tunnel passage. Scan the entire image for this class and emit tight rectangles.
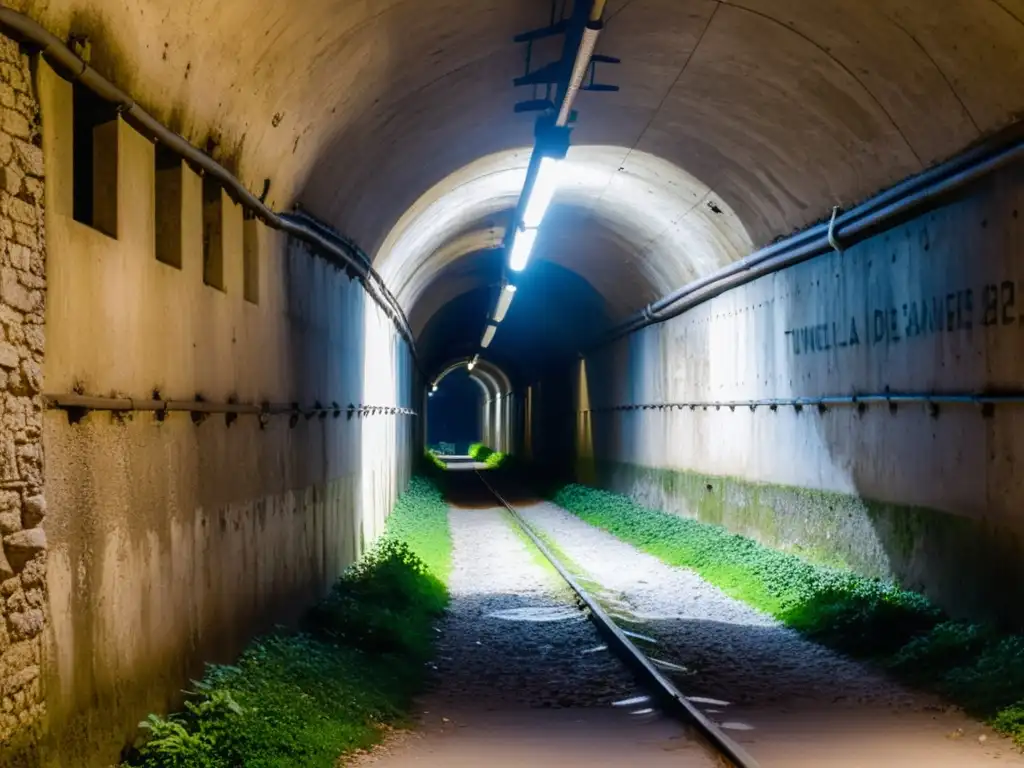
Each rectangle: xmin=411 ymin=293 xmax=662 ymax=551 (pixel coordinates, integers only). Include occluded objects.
xmin=6 ymin=0 xmax=1024 ymax=766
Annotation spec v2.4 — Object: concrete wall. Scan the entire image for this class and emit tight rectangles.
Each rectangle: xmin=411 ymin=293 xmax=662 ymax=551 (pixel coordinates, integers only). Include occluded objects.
xmin=0 ymin=53 xmax=414 ymax=767
xmin=575 ymin=159 xmax=1024 ymax=627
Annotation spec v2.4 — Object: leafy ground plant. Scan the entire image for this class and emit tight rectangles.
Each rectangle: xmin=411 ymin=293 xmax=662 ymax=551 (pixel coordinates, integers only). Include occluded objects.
xmin=551 ymin=483 xmax=1024 ymax=746
xmin=126 ymin=476 xmax=451 ymax=768
xmin=468 ymin=443 xmax=509 ymax=469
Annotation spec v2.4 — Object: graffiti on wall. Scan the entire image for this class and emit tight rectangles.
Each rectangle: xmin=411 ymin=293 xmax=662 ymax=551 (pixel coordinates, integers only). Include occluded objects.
xmin=783 ymin=279 xmax=1020 ymax=355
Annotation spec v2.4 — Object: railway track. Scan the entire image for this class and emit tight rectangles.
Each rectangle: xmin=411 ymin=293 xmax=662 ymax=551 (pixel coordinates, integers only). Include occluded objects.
xmin=473 ymin=470 xmax=761 ymax=768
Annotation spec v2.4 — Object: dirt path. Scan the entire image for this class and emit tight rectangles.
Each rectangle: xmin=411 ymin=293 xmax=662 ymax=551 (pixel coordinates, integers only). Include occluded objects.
xmin=515 ymin=498 xmax=1024 ymax=768
xmin=348 ymin=498 xmax=719 ymax=767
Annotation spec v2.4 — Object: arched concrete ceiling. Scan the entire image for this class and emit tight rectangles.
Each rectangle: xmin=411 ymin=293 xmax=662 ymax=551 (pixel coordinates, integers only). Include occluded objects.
xmin=432 ymin=356 xmax=511 ymax=396
xmin=26 ymin=0 xmax=1024 ymax=332
xmin=376 ymin=145 xmax=752 ymax=324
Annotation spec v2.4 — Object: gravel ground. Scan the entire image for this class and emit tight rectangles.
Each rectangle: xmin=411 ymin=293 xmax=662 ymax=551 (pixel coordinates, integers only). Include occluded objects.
xmin=515 ymin=499 xmax=916 ymax=709
xmin=514 ymin=499 xmax=1024 ymax=766
xmin=428 ymin=504 xmax=637 ymax=709
xmin=347 ymin=499 xmax=719 ymax=767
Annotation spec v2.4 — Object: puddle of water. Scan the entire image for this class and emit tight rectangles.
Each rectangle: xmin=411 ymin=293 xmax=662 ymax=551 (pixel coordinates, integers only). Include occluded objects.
xmin=582 ymin=644 xmax=608 ymax=654
xmin=622 ymin=629 xmax=659 ymax=644
xmin=486 ymin=607 xmax=582 ymax=622
xmin=613 ymin=695 xmax=651 ymax=708
xmin=720 ymin=722 xmax=755 ymax=731
xmin=687 ymin=696 xmax=731 ymax=707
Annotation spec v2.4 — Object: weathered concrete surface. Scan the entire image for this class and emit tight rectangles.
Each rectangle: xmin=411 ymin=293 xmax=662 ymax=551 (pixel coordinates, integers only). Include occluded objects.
xmin=4 ymin=1 xmax=1024 ymax=341
xmin=574 ymin=160 xmax=1024 ymax=625
xmin=11 ymin=56 xmax=416 ymax=767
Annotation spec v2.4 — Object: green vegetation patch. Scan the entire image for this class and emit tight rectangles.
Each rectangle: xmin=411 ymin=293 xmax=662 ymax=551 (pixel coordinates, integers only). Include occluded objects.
xmin=424 ymin=447 xmax=448 ymax=473
xmin=551 ymin=483 xmax=1024 ymax=746
xmin=126 ymin=477 xmax=452 ymax=768
xmin=469 ymin=443 xmax=509 ymax=469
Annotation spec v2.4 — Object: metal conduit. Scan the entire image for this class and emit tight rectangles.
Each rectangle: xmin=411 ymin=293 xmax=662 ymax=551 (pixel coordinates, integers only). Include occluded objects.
xmin=582 ymin=391 xmax=1024 ymax=414
xmin=600 ymin=132 xmax=1024 ymax=345
xmin=44 ymin=393 xmax=417 ymax=417
xmin=0 ymin=7 xmax=417 ymax=359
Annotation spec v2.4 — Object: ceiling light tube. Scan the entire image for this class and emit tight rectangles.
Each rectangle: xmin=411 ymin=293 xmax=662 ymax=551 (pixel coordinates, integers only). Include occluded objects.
xmin=509 ymin=227 xmax=538 ymax=272
xmin=481 ymin=324 xmax=497 ymax=348
xmin=493 ymin=285 xmax=516 ymax=323
xmin=521 ymin=156 xmax=563 ymax=228
xmin=467 ymin=358 xmax=476 ymax=371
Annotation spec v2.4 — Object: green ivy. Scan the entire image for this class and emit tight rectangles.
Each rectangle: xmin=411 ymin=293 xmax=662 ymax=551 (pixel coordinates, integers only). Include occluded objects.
xmin=469 ymin=443 xmax=509 ymax=469
xmin=551 ymin=483 xmax=1024 ymax=746
xmin=126 ymin=476 xmax=452 ymax=768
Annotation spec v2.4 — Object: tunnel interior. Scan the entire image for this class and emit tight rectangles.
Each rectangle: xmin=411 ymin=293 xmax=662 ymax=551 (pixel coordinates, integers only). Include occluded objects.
xmin=5 ymin=0 xmax=1024 ymax=765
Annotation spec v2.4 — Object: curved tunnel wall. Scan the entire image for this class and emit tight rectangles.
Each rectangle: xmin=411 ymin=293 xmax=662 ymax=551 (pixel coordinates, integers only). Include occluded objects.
xmin=428 ymin=359 xmax=515 ymax=454
xmin=3 ymin=0 xmax=1024 ymax=763
xmin=7 ymin=57 xmax=417 ymax=765
xmin=566 ymin=158 xmax=1024 ymax=626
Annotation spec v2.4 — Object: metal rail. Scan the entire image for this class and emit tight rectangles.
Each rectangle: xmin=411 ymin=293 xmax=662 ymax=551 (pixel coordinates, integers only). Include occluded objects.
xmin=474 ymin=470 xmax=760 ymax=768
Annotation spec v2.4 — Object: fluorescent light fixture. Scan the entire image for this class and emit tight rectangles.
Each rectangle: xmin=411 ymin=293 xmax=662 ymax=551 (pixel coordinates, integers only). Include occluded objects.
xmin=493 ymin=284 xmax=516 ymax=323
xmin=431 ymin=383 xmax=438 ymax=392
xmin=522 ymin=157 xmax=562 ymax=228
xmin=509 ymin=227 xmax=538 ymax=272
xmin=481 ymin=324 xmax=497 ymax=348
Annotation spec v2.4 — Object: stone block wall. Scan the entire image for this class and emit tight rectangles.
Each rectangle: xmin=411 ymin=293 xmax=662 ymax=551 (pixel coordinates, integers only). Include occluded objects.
xmin=0 ymin=36 xmax=47 ymax=756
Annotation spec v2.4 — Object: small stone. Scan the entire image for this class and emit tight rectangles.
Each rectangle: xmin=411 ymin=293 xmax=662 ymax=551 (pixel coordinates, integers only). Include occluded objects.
xmin=2 ymin=108 xmax=28 ymax=138
xmin=8 ymin=244 xmax=30 ymax=271
xmin=0 ymin=512 xmax=18 ymax=535
xmin=6 ymin=664 xmax=38 ymax=693
xmin=13 ymin=140 xmax=42 ymax=179
xmin=6 ymin=196 xmax=34 ymax=225
xmin=18 ymin=556 xmax=43 ymax=588
xmin=0 ymin=133 xmax=11 ymax=165
xmin=0 ymin=165 xmax=22 ymax=196
xmin=3 ymin=528 xmax=45 ymax=571
xmin=0 ymin=577 xmax=18 ymax=597
xmin=19 ymin=360 xmax=40 ymax=394
xmin=1 ymin=268 xmax=33 ymax=312
xmin=0 ymin=491 xmax=18 ymax=512
xmin=22 ymin=325 xmax=41 ymax=354
xmin=0 ymin=546 xmax=11 ymax=580
xmin=21 ymin=496 xmax=43 ymax=529
xmin=0 ymin=341 xmax=17 ymax=369
xmin=14 ymin=93 xmax=34 ymax=119
xmin=12 ymin=223 xmax=35 ymax=249
xmin=0 ymin=83 xmax=13 ymax=108
xmin=22 ymin=178 xmax=41 ymax=204
xmin=979 ymin=734 xmax=988 ymax=743
xmin=7 ymin=609 xmax=43 ymax=640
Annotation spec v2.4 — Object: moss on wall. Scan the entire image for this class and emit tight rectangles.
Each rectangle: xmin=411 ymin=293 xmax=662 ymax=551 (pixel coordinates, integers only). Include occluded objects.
xmin=583 ymin=459 xmax=1024 ymax=627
